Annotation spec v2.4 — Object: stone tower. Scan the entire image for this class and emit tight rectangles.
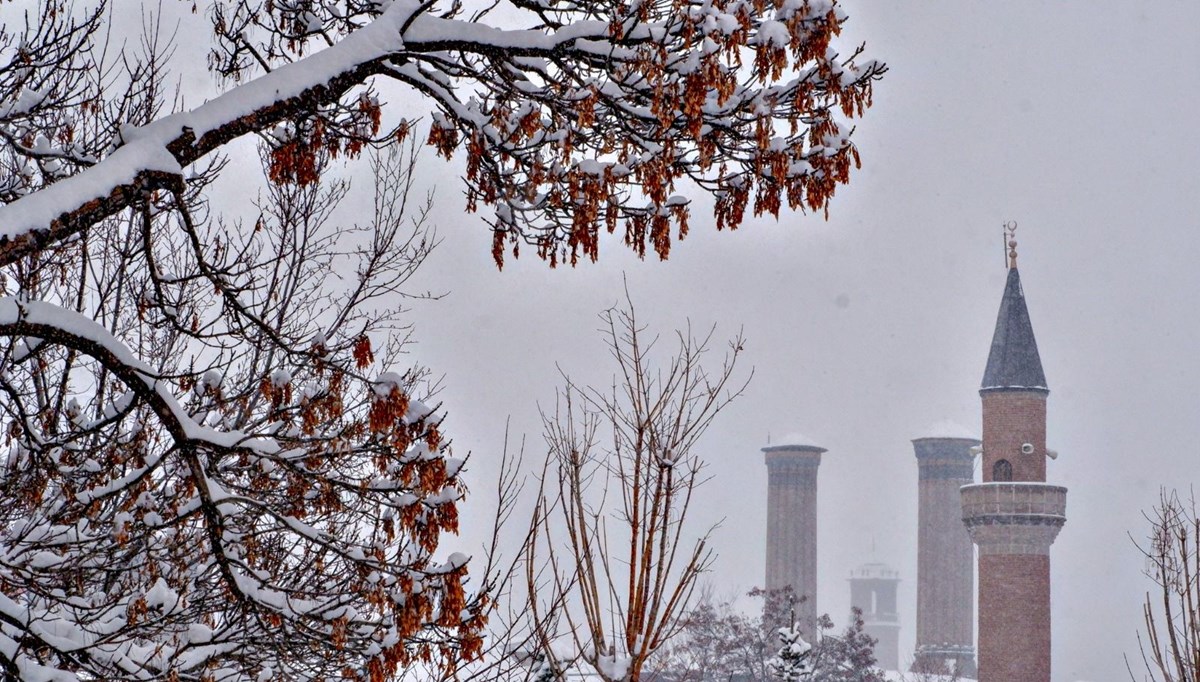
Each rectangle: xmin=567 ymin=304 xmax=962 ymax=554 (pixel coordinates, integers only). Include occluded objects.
xmin=911 ymin=433 xmax=978 ymax=677
xmin=961 ymin=254 xmax=1067 ymax=682
xmin=763 ymin=438 xmax=826 ymax=630
xmin=848 ymin=562 xmax=901 ymax=672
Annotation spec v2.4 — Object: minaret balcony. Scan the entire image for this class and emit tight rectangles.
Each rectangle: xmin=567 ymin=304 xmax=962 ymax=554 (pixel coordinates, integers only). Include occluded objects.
xmin=960 ymin=483 xmax=1067 ymax=555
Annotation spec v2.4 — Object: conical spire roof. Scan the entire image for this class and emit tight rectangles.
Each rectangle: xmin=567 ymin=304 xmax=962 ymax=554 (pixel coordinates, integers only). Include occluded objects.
xmin=981 ymin=267 xmax=1048 ymax=393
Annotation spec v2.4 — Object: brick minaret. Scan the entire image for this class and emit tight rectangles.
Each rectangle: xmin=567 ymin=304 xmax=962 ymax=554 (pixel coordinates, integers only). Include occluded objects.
xmin=848 ymin=562 xmax=901 ymax=671
xmin=911 ymin=435 xmax=978 ymax=677
xmin=763 ymin=439 xmax=826 ymax=630
xmin=961 ymin=247 xmax=1066 ymax=682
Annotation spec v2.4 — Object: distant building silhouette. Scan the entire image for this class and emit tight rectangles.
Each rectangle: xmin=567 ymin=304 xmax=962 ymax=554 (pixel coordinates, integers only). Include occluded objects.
xmin=759 ymin=241 xmax=1066 ymax=679
xmin=848 ymin=562 xmax=901 ymax=671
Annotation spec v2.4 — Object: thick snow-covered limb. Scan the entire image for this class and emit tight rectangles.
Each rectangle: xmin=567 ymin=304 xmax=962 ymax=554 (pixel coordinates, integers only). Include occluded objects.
xmin=402 ymin=16 xmax=623 ymax=55
xmin=0 ymin=1 xmax=425 ymax=266
xmin=0 ymin=0 xmax=883 ymax=269
xmin=0 ymin=294 xmax=480 ymax=680
xmin=0 ymin=298 xmax=261 ymax=455
xmin=0 ymin=3 xmax=621 ymax=268
xmin=0 ymin=18 xmax=502 ymax=675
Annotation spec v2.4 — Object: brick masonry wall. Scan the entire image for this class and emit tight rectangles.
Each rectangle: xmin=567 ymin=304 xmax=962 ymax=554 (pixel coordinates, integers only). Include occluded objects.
xmin=971 ymin=383 xmax=1063 ymax=682
xmin=977 ymin=553 xmax=1052 ymax=682
xmin=981 ymin=391 xmax=1047 ymax=482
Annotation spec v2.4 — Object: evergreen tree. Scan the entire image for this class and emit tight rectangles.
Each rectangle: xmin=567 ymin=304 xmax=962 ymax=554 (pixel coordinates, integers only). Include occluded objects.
xmin=768 ymin=623 xmax=814 ymax=681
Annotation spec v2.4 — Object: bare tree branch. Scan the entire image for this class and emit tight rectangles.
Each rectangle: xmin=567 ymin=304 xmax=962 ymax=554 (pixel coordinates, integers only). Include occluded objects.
xmin=521 ymin=293 xmax=749 ymax=682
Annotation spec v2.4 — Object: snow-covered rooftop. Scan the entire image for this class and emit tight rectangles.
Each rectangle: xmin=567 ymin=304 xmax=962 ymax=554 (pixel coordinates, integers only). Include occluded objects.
xmin=763 ymin=431 xmax=823 ymax=450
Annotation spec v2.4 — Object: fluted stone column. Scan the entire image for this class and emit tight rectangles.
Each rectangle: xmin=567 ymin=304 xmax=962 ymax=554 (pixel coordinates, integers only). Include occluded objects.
xmin=763 ymin=443 xmax=825 ymax=630
xmin=912 ymin=437 xmax=978 ymax=677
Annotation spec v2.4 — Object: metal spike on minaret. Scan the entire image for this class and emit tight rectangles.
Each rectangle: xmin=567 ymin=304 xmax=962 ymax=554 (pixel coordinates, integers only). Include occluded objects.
xmin=1004 ymin=221 xmax=1019 ymax=269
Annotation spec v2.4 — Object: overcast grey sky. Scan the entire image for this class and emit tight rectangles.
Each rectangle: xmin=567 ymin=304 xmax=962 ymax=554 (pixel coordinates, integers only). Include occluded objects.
xmin=386 ymin=3 xmax=1200 ymax=680
xmin=86 ymin=0 xmax=1198 ymax=679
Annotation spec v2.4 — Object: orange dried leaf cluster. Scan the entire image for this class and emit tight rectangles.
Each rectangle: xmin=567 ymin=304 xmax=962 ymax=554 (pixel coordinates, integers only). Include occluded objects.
xmin=268 ymin=95 xmax=382 ymax=186
xmin=424 ymin=0 xmax=882 ymax=269
xmin=299 ymin=372 xmax=346 ymax=435
xmin=352 ymin=335 xmax=374 ymax=370
xmin=368 ymin=385 xmax=410 ymax=435
xmin=427 ymin=122 xmax=458 ymax=160
xmin=269 ymin=130 xmax=323 ymax=186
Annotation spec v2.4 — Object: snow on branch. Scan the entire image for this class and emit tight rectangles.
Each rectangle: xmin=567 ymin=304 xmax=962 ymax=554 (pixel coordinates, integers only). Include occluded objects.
xmin=0 ymin=294 xmax=483 ymax=680
xmin=0 ymin=0 xmax=421 ymax=266
xmin=0 ymin=297 xmax=267 ymax=452
xmin=0 ymin=0 xmax=884 ymax=269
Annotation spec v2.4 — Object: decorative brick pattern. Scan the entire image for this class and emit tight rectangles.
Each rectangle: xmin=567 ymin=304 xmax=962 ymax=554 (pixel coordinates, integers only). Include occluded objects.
xmin=763 ymin=445 xmax=825 ymax=629
xmin=912 ymin=437 xmax=978 ymax=676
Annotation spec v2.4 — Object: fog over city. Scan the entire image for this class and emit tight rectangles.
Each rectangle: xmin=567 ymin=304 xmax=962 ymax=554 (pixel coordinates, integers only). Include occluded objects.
xmin=406 ymin=4 xmax=1198 ymax=680
xmin=3 ymin=1 xmax=1197 ymax=681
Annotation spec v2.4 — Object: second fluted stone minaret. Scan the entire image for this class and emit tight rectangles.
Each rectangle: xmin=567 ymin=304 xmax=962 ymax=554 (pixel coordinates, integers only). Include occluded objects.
xmin=912 ymin=432 xmax=978 ymax=677
xmin=961 ymin=239 xmax=1066 ymax=682
xmin=763 ymin=437 xmax=826 ymax=630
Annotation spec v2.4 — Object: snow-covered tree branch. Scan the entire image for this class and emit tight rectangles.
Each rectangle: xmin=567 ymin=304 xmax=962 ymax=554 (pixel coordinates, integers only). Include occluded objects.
xmin=0 ymin=0 xmax=884 ymax=268
xmin=0 ymin=1 xmax=884 ymax=679
xmin=0 ymin=130 xmax=491 ymax=680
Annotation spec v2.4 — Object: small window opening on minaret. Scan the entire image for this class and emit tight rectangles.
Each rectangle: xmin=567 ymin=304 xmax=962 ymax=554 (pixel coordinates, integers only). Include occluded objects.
xmin=993 ymin=459 xmax=1013 ymax=482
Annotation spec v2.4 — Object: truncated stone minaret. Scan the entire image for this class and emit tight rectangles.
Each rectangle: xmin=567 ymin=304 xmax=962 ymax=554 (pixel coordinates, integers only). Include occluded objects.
xmin=961 ymin=243 xmax=1066 ymax=682
xmin=912 ymin=434 xmax=978 ymax=677
xmin=763 ymin=438 xmax=826 ymax=630
xmin=848 ymin=562 xmax=901 ymax=672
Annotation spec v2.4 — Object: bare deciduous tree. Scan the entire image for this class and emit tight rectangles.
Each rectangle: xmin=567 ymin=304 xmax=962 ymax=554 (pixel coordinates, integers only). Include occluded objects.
xmin=1129 ymin=489 xmax=1200 ymax=682
xmin=522 ymin=295 xmax=749 ymax=682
